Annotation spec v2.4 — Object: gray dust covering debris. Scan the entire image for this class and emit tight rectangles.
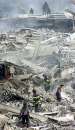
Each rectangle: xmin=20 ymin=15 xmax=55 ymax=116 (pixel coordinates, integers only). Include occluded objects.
xmin=0 ymin=28 xmax=75 ymax=130
xmin=0 ymin=2 xmax=75 ymax=129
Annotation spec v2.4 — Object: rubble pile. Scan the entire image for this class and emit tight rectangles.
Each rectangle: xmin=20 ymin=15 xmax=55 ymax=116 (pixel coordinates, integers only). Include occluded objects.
xmin=0 ymin=63 xmax=74 ymax=130
xmin=0 ymin=28 xmax=75 ymax=129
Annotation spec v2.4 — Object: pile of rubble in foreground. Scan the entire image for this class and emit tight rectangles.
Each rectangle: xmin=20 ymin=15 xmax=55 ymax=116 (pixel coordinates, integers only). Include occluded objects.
xmin=0 ymin=63 xmax=75 ymax=130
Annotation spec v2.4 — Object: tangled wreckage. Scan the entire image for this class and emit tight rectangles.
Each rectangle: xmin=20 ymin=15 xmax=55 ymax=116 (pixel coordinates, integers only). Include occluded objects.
xmin=0 ymin=28 xmax=75 ymax=130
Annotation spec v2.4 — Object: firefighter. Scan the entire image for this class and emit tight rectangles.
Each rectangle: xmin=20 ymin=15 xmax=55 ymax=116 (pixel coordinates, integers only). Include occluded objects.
xmin=56 ymin=84 xmax=64 ymax=102
xmin=43 ymin=74 xmax=51 ymax=92
xmin=9 ymin=65 xmax=15 ymax=78
xmin=20 ymin=101 xmax=30 ymax=127
xmin=32 ymin=88 xmax=42 ymax=112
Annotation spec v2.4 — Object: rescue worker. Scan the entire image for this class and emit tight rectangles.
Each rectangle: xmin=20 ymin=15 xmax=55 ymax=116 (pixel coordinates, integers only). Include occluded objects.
xmin=43 ymin=74 xmax=51 ymax=92
xmin=5 ymin=65 xmax=11 ymax=79
xmin=9 ymin=65 xmax=15 ymax=78
xmin=32 ymin=88 xmax=41 ymax=112
xmin=56 ymin=84 xmax=64 ymax=102
xmin=20 ymin=101 xmax=29 ymax=127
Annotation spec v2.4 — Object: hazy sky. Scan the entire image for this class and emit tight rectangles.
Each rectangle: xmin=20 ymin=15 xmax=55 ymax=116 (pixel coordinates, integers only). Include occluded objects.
xmin=0 ymin=0 xmax=75 ymax=16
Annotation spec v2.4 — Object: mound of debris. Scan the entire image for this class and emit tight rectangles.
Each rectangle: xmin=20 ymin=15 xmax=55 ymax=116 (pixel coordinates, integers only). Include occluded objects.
xmin=0 ymin=61 xmax=74 ymax=130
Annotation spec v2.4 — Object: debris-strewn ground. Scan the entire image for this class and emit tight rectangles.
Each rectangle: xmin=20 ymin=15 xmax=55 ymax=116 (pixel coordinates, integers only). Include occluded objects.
xmin=0 ymin=63 xmax=74 ymax=130
xmin=0 ymin=28 xmax=75 ymax=130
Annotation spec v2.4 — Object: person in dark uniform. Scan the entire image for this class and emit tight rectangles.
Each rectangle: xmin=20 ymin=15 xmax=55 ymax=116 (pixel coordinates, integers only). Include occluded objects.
xmin=32 ymin=88 xmax=41 ymax=112
xmin=43 ymin=74 xmax=51 ymax=92
xmin=20 ymin=101 xmax=29 ymax=127
xmin=56 ymin=85 xmax=64 ymax=102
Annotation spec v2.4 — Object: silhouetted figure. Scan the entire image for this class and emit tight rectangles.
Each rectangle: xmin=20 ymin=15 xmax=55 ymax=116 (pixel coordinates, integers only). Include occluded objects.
xmin=29 ymin=8 xmax=34 ymax=14
xmin=42 ymin=1 xmax=51 ymax=16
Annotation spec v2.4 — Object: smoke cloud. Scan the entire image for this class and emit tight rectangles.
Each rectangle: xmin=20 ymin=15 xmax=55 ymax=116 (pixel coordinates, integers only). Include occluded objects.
xmin=0 ymin=0 xmax=74 ymax=17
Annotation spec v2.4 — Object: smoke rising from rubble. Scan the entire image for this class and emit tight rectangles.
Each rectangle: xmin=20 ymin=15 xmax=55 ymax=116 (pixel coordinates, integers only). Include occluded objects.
xmin=0 ymin=0 xmax=74 ymax=17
